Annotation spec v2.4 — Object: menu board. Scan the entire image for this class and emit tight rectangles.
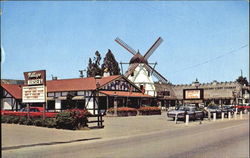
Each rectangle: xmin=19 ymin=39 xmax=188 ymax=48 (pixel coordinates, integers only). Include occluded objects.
xmin=22 ymin=85 xmax=46 ymax=103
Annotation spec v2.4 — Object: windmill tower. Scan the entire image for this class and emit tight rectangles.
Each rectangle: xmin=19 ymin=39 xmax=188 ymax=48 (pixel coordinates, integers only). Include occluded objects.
xmin=115 ymin=37 xmax=168 ymax=97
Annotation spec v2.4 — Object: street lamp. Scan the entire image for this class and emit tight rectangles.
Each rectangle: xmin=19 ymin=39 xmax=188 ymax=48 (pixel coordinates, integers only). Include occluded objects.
xmin=193 ymin=78 xmax=200 ymax=108
xmin=232 ymin=90 xmax=237 ymax=106
xmin=194 ymin=78 xmax=200 ymax=89
xmin=114 ymin=92 xmax=118 ymax=116
xmin=96 ymin=82 xmax=100 ymax=115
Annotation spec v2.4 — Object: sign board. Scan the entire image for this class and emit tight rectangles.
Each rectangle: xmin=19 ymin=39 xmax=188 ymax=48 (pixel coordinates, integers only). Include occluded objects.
xmin=24 ymin=70 xmax=46 ymax=86
xmin=183 ymin=89 xmax=204 ymax=100
xmin=22 ymin=85 xmax=46 ymax=103
xmin=183 ymin=99 xmax=203 ymax=104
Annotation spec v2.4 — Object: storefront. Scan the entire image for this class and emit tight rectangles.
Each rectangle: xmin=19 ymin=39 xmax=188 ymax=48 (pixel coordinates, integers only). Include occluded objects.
xmin=1 ymin=75 xmax=152 ymax=114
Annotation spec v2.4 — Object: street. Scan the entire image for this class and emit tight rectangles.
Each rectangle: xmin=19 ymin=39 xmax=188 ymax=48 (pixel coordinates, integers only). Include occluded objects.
xmin=2 ymin=114 xmax=249 ymax=158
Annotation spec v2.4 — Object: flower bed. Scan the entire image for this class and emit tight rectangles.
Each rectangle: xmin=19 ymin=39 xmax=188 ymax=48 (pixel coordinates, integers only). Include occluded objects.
xmin=138 ymin=107 xmax=161 ymax=115
xmin=1 ymin=109 xmax=91 ymax=130
xmin=107 ymin=107 xmax=137 ymax=117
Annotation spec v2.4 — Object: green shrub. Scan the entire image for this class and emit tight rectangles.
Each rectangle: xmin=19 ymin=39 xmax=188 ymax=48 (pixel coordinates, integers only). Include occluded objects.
xmin=6 ymin=115 xmax=15 ymax=123
xmin=56 ymin=109 xmax=90 ymax=130
xmin=19 ymin=116 xmax=27 ymax=125
xmin=33 ymin=118 xmax=44 ymax=126
xmin=44 ymin=118 xmax=56 ymax=128
xmin=56 ymin=111 xmax=75 ymax=130
xmin=12 ymin=116 xmax=20 ymax=124
xmin=24 ymin=119 xmax=33 ymax=125
xmin=2 ymin=115 xmax=22 ymax=124
xmin=1 ymin=115 xmax=9 ymax=123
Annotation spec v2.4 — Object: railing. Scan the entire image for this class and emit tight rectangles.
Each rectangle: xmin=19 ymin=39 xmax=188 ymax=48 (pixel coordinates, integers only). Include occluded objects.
xmin=88 ymin=114 xmax=104 ymax=128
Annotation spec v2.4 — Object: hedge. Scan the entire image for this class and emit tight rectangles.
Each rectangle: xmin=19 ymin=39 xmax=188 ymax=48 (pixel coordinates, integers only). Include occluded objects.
xmin=1 ymin=109 xmax=91 ymax=130
xmin=138 ymin=106 xmax=161 ymax=115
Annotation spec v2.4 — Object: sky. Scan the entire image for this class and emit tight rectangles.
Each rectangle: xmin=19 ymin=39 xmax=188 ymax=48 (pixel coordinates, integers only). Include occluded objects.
xmin=1 ymin=1 xmax=249 ymax=84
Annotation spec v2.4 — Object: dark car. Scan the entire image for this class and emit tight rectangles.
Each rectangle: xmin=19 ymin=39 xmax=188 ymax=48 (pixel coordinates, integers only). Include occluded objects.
xmin=204 ymin=105 xmax=222 ymax=118
xmin=221 ymin=105 xmax=234 ymax=117
xmin=167 ymin=106 xmax=204 ymax=121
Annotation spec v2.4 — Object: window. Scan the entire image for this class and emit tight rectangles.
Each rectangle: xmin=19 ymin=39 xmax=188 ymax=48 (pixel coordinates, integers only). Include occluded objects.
xmin=148 ymin=71 xmax=150 ymax=77
xmin=48 ymin=93 xmax=54 ymax=97
xmin=77 ymin=91 xmax=85 ymax=96
xmin=140 ymin=85 xmax=144 ymax=90
xmin=61 ymin=92 xmax=68 ymax=96
xmin=55 ymin=92 xmax=61 ymax=97
xmin=131 ymin=72 xmax=134 ymax=76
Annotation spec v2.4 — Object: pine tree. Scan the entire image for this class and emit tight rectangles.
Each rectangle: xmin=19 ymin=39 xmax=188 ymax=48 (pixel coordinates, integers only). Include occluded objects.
xmin=87 ymin=58 xmax=93 ymax=77
xmin=101 ymin=49 xmax=121 ymax=75
xmin=87 ymin=51 xmax=102 ymax=77
xmin=236 ymin=76 xmax=248 ymax=85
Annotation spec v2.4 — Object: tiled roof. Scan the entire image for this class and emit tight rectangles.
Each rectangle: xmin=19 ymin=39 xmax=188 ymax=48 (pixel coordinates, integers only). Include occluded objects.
xmin=1 ymin=75 xmax=134 ymax=98
xmin=46 ymin=75 xmax=120 ymax=92
xmin=1 ymin=84 xmax=22 ymax=99
xmin=99 ymin=91 xmax=153 ymax=98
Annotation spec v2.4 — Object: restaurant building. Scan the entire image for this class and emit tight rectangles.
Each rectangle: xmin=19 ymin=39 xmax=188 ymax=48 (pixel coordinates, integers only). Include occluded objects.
xmin=155 ymin=80 xmax=250 ymax=107
xmin=1 ymin=75 xmax=152 ymax=114
xmin=2 ymin=74 xmax=249 ymax=112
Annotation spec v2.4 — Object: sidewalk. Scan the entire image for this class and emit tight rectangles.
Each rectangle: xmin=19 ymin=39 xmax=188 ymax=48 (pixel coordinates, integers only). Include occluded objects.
xmin=2 ymin=112 xmax=249 ymax=149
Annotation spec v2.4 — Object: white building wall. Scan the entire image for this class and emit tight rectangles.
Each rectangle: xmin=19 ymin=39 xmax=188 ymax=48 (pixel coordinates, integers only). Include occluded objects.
xmin=2 ymin=98 xmax=13 ymax=110
xmin=85 ymin=97 xmax=98 ymax=115
xmin=128 ymin=64 xmax=156 ymax=97
xmin=55 ymin=99 xmax=61 ymax=112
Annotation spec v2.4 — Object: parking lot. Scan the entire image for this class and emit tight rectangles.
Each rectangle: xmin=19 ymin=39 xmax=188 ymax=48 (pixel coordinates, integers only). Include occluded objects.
xmin=2 ymin=111 xmax=249 ymax=150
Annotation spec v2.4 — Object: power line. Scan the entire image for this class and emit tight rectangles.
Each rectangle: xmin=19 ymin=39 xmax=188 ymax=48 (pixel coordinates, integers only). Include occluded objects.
xmin=171 ymin=44 xmax=248 ymax=74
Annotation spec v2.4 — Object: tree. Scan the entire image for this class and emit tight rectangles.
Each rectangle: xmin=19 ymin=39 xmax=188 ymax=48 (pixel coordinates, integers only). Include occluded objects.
xmin=101 ymin=49 xmax=121 ymax=75
xmin=236 ymin=76 xmax=248 ymax=85
xmin=87 ymin=51 xmax=102 ymax=77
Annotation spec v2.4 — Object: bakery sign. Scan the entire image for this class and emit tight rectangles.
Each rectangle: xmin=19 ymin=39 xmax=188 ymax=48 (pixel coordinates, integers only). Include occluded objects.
xmin=22 ymin=70 xmax=46 ymax=103
xmin=22 ymin=85 xmax=46 ymax=103
xmin=24 ymin=70 xmax=46 ymax=86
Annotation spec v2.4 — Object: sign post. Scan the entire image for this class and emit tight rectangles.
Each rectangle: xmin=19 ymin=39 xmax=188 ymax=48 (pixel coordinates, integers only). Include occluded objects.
xmin=22 ymin=70 xmax=46 ymax=120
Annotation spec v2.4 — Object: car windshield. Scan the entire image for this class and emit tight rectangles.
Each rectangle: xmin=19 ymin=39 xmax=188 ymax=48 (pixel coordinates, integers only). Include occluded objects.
xmin=222 ymin=106 xmax=232 ymax=109
xmin=208 ymin=106 xmax=219 ymax=109
xmin=178 ymin=106 xmax=189 ymax=111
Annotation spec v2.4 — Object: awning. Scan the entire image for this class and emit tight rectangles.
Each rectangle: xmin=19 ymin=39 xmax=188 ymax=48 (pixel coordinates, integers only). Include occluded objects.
xmin=99 ymin=91 xmax=153 ymax=98
xmin=47 ymin=97 xmax=55 ymax=100
xmin=72 ymin=96 xmax=85 ymax=100
xmin=58 ymin=96 xmax=67 ymax=100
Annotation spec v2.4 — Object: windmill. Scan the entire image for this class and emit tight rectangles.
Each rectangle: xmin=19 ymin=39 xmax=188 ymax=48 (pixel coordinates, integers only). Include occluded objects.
xmin=115 ymin=37 xmax=168 ymax=96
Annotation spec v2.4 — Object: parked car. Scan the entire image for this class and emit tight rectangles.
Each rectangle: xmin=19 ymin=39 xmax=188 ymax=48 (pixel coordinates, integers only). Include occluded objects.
xmin=1 ymin=107 xmax=58 ymax=118
xmin=167 ymin=106 xmax=204 ymax=121
xmin=204 ymin=105 xmax=222 ymax=118
xmin=221 ymin=105 xmax=234 ymax=117
xmin=233 ymin=104 xmax=250 ymax=113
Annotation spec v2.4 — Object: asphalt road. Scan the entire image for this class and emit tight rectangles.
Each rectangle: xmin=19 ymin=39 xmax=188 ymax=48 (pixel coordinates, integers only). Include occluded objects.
xmin=2 ymin=119 xmax=249 ymax=158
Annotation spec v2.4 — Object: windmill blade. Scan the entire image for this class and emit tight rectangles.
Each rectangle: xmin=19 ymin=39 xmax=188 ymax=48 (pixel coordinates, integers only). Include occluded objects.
xmin=115 ymin=37 xmax=137 ymax=55
xmin=144 ymin=37 xmax=163 ymax=60
xmin=144 ymin=64 xmax=168 ymax=83
xmin=124 ymin=63 xmax=139 ymax=77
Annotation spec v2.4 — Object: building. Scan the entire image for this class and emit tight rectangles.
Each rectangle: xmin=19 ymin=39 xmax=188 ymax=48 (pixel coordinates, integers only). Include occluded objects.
xmin=1 ymin=75 xmax=152 ymax=114
xmin=155 ymin=80 xmax=250 ymax=107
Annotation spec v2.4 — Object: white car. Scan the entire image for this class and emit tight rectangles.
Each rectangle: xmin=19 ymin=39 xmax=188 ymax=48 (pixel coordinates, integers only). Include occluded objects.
xmin=167 ymin=106 xmax=204 ymax=121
